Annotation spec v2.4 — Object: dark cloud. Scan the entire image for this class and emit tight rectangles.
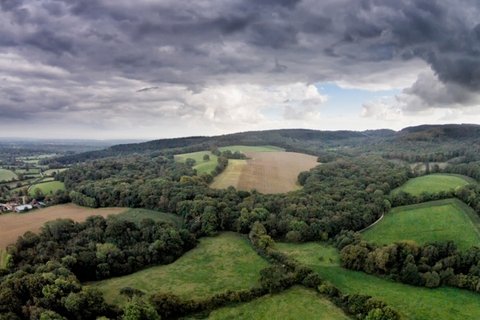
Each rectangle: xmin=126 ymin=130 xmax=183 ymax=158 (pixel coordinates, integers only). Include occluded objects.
xmin=0 ymin=0 xmax=479 ymax=137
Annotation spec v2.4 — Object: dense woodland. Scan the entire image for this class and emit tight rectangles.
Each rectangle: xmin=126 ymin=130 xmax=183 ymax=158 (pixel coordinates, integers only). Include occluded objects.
xmin=2 ymin=124 xmax=480 ymax=319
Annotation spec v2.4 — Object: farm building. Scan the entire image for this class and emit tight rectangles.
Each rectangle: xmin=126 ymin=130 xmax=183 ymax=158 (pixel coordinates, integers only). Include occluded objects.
xmin=15 ymin=204 xmax=33 ymax=213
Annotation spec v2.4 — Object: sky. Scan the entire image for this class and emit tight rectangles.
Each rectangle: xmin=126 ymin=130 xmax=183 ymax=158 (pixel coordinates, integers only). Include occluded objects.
xmin=1 ymin=0 xmax=480 ymax=139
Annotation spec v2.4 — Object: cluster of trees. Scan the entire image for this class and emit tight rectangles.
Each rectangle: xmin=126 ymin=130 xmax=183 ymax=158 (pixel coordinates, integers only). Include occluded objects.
xmin=340 ymin=240 xmax=480 ymax=293
xmin=62 ymin=154 xmax=410 ymax=242
xmin=7 ymin=216 xmax=196 ymax=282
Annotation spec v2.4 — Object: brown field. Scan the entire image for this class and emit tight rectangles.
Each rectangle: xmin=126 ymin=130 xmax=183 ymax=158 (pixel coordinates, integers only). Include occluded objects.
xmin=0 ymin=204 xmax=125 ymax=249
xmin=211 ymin=151 xmax=318 ymax=194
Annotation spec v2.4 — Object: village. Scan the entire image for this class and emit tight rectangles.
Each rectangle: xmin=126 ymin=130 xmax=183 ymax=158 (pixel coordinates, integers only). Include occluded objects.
xmin=0 ymin=196 xmax=46 ymax=213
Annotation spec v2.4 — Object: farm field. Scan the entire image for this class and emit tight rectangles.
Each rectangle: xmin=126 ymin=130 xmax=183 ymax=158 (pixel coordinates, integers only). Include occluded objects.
xmin=277 ymin=242 xmax=480 ymax=320
xmin=28 ymin=181 xmax=65 ymax=196
xmin=218 ymin=145 xmax=284 ymax=153
xmin=392 ymin=173 xmax=474 ymax=196
xmin=363 ymin=199 xmax=480 ymax=250
xmin=0 ymin=204 xmax=126 ymax=249
xmin=174 ymin=150 xmax=219 ymax=174
xmin=0 ymin=168 xmax=17 ymax=182
xmin=207 ymin=286 xmax=349 ymax=320
xmin=90 ymin=232 xmax=269 ymax=305
xmin=0 ymin=249 xmax=8 ymax=269
xmin=211 ymin=151 xmax=318 ymax=194
xmin=113 ymin=208 xmax=183 ymax=227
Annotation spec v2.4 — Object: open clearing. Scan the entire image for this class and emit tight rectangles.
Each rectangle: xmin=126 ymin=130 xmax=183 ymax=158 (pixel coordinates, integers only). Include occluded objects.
xmin=90 ymin=232 xmax=269 ymax=305
xmin=278 ymin=242 xmax=480 ymax=320
xmin=363 ymin=199 xmax=480 ymax=250
xmin=28 ymin=181 xmax=65 ymax=196
xmin=113 ymin=208 xmax=183 ymax=227
xmin=208 ymin=286 xmax=349 ymax=320
xmin=0 ymin=168 xmax=17 ymax=182
xmin=392 ymin=173 xmax=474 ymax=196
xmin=174 ymin=151 xmax=219 ymax=174
xmin=211 ymin=151 xmax=318 ymax=194
xmin=0 ymin=204 xmax=125 ymax=249
xmin=217 ymin=145 xmax=284 ymax=153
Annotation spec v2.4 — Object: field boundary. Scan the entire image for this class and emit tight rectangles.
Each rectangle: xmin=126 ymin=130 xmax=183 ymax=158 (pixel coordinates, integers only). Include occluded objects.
xmin=358 ymin=214 xmax=384 ymax=233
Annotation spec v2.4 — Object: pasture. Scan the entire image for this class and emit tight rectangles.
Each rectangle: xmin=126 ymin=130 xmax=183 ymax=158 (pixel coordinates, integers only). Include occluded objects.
xmin=0 ymin=168 xmax=17 ymax=182
xmin=113 ymin=208 xmax=183 ymax=227
xmin=28 ymin=181 xmax=65 ymax=196
xmin=90 ymin=232 xmax=269 ymax=305
xmin=0 ymin=204 xmax=125 ymax=249
xmin=211 ymin=151 xmax=318 ymax=194
xmin=218 ymin=145 xmax=284 ymax=153
xmin=392 ymin=173 xmax=474 ymax=196
xmin=174 ymin=151 xmax=218 ymax=174
xmin=278 ymin=242 xmax=480 ymax=320
xmin=363 ymin=199 xmax=480 ymax=250
xmin=208 ymin=286 xmax=349 ymax=320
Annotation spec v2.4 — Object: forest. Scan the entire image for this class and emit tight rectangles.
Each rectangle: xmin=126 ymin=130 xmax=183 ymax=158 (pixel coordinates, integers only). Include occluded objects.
xmin=1 ymin=124 xmax=480 ymax=319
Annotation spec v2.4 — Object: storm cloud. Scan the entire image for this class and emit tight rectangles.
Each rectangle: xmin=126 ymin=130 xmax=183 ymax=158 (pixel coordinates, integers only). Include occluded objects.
xmin=0 ymin=0 xmax=479 ymax=137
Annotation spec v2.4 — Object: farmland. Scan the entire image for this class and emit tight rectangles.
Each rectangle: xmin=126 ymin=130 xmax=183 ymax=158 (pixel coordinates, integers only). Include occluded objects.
xmin=277 ymin=242 xmax=480 ymax=320
xmin=211 ymin=151 xmax=318 ymax=193
xmin=0 ymin=169 xmax=17 ymax=182
xmin=28 ymin=181 xmax=66 ymax=196
xmin=363 ymin=199 xmax=480 ymax=250
xmin=208 ymin=286 xmax=350 ymax=320
xmin=0 ymin=204 xmax=125 ymax=249
xmin=90 ymin=232 xmax=269 ymax=305
xmin=392 ymin=173 xmax=474 ymax=196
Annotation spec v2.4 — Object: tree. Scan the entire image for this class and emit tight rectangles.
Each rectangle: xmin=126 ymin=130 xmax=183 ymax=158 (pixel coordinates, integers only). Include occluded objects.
xmin=185 ymin=158 xmax=196 ymax=167
xmin=122 ymin=297 xmax=160 ymax=320
xmin=203 ymin=154 xmax=210 ymax=161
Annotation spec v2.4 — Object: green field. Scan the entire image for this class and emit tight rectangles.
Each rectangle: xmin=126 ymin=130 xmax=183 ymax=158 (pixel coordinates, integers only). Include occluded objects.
xmin=113 ymin=208 xmax=183 ymax=227
xmin=29 ymin=181 xmax=65 ymax=196
xmin=218 ymin=145 xmax=284 ymax=153
xmin=43 ymin=168 xmax=68 ymax=176
xmin=392 ymin=173 xmax=474 ymax=196
xmin=0 ymin=169 xmax=17 ymax=182
xmin=174 ymin=151 xmax=219 ymax=174
xmin=0 ymin=250 xmax=9 ymax=269
xmin=208 ymin=286 xmax=349 ymax=320
xmin=174 ymin=145 xmax=284 ymax=175
xmin=90 ymin=232 xmax=269 ymax=305
xmin=363 ymin=199 xmax=480 ymax=250
xmin=277 ymin=242 xmax=480 ymax=320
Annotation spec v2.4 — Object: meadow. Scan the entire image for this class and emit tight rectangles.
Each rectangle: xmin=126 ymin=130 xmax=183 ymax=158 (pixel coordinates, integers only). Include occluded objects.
xmin=28 ymin=181 xmax=65 ymax=196
xmin=0 ymin=204 xmax=125 ymax=249
xmin=0 ymin=168 xmax=17 ymax=182
xmin=363 ymin=198 xmax=480 ymax=250
xmin=207 ymin=286 xmax=349 ymax=320
xmin=277 ymin=242 xmax=480 ymax=320
xmin=211 ymin=151 xmax=318 ymax=194
xmin=90 ymin=232 xmax=269 ymax=305
xmin=391 ymin=173 xmax=474 ymax=196
xmin=113 ymin=208 xmax=183 ymax=227
xmin=174 ymin=151 xmax=219 ymax=174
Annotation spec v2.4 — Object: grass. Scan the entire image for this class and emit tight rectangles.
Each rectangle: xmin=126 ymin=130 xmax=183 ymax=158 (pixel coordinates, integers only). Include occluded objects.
xmin=0 ymin=168 xmax=17 ymax=182
xmin=363 ymin=199 xmax=480 ymax=250
xmin=0 ymin=250 xmax=9 ymax=269
xmin=210 ymin=159 xmax=247 ymax=190
xmin=43 ymin=168 xmax=68 ymax=176
xmin=277 ymin=242 xmax=480 ymax=320
xmin=218 ymin=145 xmax=284 ymax=153
xmin=89 ymin=232 xmax=269 ymax=305
xmin=207 ymin=286 xmax=349 ymax=320
xmin=28 ymin=181 xmax=65 ymax=196
xmin=113 ymin=208 xmax=183 ymax=227
xmin=392 ymin=173 xmax=475 ymax=196
xmin=174 ymin=151 xmax=219 ymax=175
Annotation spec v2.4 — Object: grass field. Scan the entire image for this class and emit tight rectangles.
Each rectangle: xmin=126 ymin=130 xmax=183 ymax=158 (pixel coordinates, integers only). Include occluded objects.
xmin=0 ymin=204 xmax=125 ymax=249
xmin=114 ymin=208 xmax=183 ymax=227
xmin=218 ymin=145 xmax=285 ymax=153
xmin=211 ymin=151 xmax=318 ymax=194
xmin=392 ymin=173 xmax=474 ymax=196
xmin=28 ymin=181 xmax=65 ymax=196
xmin=90 ymin=232 xmax=269 ymax=305
xmin=277 ymin=242 xmax=480 ymax=320
xmin=0 ymin=250 xmax=9 ymax=269
xmin=0 ymin=168 xmax=17 ymax=182
xmin=363 ymin=199 xmax=480 ymax=250
xmin=43 ymin=168 xmax=68 ymax=176
xmin=174 ymin=151 xmax=219 ymax=174
xmin=207 ymin=286 xmax=349 ymax=320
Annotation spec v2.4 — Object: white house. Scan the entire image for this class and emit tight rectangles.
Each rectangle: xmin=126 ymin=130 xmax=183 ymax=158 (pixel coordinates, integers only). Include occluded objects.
xmin=15 ymin=204 xmax=33 ymax=213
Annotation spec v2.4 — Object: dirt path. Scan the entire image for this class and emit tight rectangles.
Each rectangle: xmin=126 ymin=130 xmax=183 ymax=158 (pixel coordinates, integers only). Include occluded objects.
xmin=0 ymin=203 xmax=126 ymax=249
